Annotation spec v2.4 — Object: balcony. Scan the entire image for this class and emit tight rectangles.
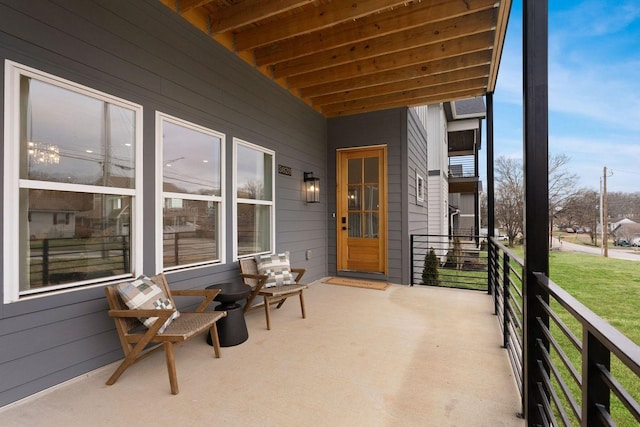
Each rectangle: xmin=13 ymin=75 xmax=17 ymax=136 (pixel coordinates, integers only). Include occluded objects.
xmin=449 ymin=155 xmax=480 ymax=194
xmin=0 ymin=279 xmax=524 ymax=426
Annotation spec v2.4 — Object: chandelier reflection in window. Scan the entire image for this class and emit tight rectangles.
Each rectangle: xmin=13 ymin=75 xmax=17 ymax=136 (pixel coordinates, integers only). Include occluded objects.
xmin=28 ymin=141 xmax=60 ymax=165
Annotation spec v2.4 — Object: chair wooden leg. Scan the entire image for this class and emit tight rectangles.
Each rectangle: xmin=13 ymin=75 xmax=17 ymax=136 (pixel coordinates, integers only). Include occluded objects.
xmin=209 ymin=324 xmax=221 ymax=358
xmin=299 ymin=291 xmax=306 ymax=319
xmin=106 ymin=357 xmax=135 ymax=386
xmin=164 ymin=342 xmax=179 ymax=395
xmin=263 ymin=296 xmax=272 ymax=330
xmin=106 ymin=342 xmax=148 ymax=386
xmin=276 ymin=297 xmax=287 ymax=309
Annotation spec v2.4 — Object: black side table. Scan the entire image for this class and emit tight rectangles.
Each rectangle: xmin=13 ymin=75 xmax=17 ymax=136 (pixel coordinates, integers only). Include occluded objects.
xmin=206 ymin=282 xmax=252 ymax=347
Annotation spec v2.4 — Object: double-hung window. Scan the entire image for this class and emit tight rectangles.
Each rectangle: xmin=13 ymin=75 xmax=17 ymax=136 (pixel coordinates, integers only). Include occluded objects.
xmin=3 ymin=61 xmax=142 ymax=302
xmin=157 ymin=113 xmax=224 ymax=270
xmin=233 ymin=139 xmax=274 ymax=258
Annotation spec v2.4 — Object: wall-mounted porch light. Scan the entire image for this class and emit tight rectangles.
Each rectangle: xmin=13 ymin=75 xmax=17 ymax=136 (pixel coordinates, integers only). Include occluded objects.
xmin=304 ymin=172 xmax=320 ymax=203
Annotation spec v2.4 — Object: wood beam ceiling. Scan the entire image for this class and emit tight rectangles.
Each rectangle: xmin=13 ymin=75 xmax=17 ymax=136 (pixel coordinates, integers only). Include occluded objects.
xmin=159 ymin=0 xmax=512 ymax=117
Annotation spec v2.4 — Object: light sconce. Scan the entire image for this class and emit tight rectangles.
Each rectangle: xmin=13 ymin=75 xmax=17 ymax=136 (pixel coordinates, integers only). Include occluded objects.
xmin=304 ymin=171 xmax=320 ymax=203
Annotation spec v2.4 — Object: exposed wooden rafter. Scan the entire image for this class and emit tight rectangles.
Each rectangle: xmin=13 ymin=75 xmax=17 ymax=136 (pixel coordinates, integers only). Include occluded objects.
xmin=159 ymin=0 xmax=512 ymax=117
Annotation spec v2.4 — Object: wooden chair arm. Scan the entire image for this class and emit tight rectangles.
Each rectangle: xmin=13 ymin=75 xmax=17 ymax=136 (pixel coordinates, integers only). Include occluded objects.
xmin=108 ymin=309 xmax=175 ymax=320
xmin=241 ymin=273 xmax=268 ymax=310
xmin=170 ymin=288 xmax=221 ymax=312
xmin=240 ymin=273 xmax=268 ymax=292
xmin=291 ymin=267 xmax=306 ymax=284
xmin=240 ymin=273 xmax=268 ymax=281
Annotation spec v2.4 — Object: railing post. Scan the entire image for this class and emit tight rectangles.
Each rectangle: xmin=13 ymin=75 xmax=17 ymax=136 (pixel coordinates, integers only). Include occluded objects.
xmin=42 ymin=238 xmax=49 ymax=285
xmin=123 ymin=235 xmax=130 ymax=273
xmin=174 ymin=232 xmax=179 ymax=265
xmin=410 ymin=234 xmax=414 ymax=286
xmin=486 ymin=91 xmax=495 ymax=286
xmin=583 ymin=330 xmax=611 ymax=426
xmin=503 ymin=253 xmax=510 ymax=349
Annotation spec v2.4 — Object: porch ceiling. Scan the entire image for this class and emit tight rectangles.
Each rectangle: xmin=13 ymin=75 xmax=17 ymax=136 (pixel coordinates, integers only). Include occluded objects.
xmin=159 ymin=0 xmax=512 ymax=117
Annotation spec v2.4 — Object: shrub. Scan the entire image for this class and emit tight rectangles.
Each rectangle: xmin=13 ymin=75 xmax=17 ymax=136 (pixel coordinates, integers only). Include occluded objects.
xmin=421 ymin=248 xmax=441 ymax=286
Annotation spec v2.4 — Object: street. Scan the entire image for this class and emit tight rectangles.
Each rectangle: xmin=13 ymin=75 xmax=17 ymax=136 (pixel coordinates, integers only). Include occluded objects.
xmin=552 ymin=237 xmax=640 ymax=262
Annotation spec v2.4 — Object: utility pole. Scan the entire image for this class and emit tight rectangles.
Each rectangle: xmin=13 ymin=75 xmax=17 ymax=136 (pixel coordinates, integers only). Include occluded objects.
xmin=603 ymin=166 xmax=608 ymax=258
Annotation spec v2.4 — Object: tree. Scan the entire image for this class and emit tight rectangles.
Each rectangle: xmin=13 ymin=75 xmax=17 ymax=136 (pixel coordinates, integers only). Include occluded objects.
xmin=494 ymin=156 xmax=524 ymax=246
xmin=421 ymin=248 xmax=441 ymax=286
xmin=557 ymin=189 xmax=599 ymax=244
xmin=493 ymin=154 xmax=579 ymax=247
xmin=548 ymin=154 xmax=580 ymax=246
xmin=479 ymin=191 xmax=488 ymax=228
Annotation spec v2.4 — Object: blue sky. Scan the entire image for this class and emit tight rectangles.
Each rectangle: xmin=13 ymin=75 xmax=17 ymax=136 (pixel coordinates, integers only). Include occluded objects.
xmin=485 ymin=0 xmax=640 ymax=193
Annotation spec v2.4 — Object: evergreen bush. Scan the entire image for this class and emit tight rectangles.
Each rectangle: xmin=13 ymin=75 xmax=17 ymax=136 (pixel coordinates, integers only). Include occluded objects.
xmin=421 ymin=247 xmax=441 ymax=286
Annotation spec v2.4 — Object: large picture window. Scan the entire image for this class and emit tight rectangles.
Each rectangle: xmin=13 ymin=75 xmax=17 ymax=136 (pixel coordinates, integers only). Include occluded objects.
xmin=3 ymin=61 xmax=143 ymax=302
xmin=233 ymin=139 xmax=274 ymax=258
xmin=157 ymin=113 xmax=224 ymax=270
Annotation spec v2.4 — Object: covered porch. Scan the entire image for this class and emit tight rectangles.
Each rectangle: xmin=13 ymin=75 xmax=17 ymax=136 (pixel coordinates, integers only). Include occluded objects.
xmin=0 ymin=281 xmax=523 ymax=426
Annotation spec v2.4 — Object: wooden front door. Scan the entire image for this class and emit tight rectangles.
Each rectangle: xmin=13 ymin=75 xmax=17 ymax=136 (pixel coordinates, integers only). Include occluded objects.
xmin=337 ymin=146 xmax=387 ymax=274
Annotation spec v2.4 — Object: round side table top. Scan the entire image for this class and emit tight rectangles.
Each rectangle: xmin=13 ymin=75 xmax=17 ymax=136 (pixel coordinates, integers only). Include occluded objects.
xmin=206 ymin=282 xmax=252 ymax=304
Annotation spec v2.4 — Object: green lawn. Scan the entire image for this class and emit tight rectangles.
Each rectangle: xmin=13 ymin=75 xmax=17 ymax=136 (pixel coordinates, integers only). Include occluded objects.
xmin=524 ymin=250 xmax=640 ymax=426
xmin=549 ymin=252 xmax=640 ymax=344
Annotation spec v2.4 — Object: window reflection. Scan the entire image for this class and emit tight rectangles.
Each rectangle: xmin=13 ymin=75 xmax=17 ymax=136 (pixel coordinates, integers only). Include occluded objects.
xmin=348 ymin=158 xmax=362 ymax=184
xmin=346 ymin=155 xmax=381 ymax=240
xmin=237 ymin=204 xmax=271 ymax=255
xmin=162 ymin=121 xmax=221 ymax=196
xmin=348 ymin=212 xmax=361 ymax=238
xmin=364 ymin=212 xmax=379 ymax=238
xmin=364 ymin=185 xmax=379 ymax=210
xmin=23 ymin=189 xmax=131 ymax=290
xmin=348 ymin=186 xmax=361 ymax=210
xmin=236 ymin=144 xmax=272 ymax=200
xmin=364 ymin=157 xmax=378 ymax=183
xmin=163 ymin=199 xmax=218 ymax=267
xmin=22 ymin=78 xmax=135 ymax=187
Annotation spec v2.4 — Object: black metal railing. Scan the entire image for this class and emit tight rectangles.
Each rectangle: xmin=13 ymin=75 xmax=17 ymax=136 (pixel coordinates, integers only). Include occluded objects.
xmin=448 ymin=155 xmax=477 ymax=178
xmin=163 ymin=230 xmax=217 ymax=267
xmin=30 ymin=235 xmax=130 ymax=286
xmin=487 ymin=238 xmax=640 ymax=425
xmin=488 ymin=238 xmax=525 ymax=409
xmin=410 ymin=234 xmax=488 ymax=291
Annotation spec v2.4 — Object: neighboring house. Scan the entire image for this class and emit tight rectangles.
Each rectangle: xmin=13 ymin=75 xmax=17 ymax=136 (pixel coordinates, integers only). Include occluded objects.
xmin=0 ymin=0 xmax=508 ymax=408
xmin=446 ymin=98 xmax=484 ymax=237
xmin=612 ymin=223 xmax=640 ymax=244
xmin=610 ymin=217 xmax=636 ymax=232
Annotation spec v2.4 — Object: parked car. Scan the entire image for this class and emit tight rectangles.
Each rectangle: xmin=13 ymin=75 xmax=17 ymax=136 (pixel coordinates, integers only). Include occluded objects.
xmin=631 ymin=237 xmax=640 ymax=247
xmin=615 ymin=238 xmax=630 ymax=247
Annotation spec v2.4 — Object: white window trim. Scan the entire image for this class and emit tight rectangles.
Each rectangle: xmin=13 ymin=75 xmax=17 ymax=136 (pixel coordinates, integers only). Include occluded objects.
xmin=416 ymin=173 xmax=425 ymax=202
xmin=232 ymin=138 xmax=275 ymax=260
xmin=155 ymin=112 xmax=226 ymax=272
xmin=3 ymin=60 xmax=143 ymax=303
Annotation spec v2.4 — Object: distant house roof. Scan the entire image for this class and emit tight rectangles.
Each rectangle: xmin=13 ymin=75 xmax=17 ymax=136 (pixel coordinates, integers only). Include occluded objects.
xmin=612 ymin=217 xmax=636 ymax=225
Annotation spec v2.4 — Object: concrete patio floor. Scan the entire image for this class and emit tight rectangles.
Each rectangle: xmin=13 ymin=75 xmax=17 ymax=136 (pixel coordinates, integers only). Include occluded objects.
xmin=0 ymin=280 xmax=524 ymax=427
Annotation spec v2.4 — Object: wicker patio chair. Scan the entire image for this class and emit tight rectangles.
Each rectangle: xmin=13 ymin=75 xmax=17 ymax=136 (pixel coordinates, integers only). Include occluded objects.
xmin=239 ymin=256 xmax=307 ymax=330
xmin=104 ymin=273 xmax=226 ymax=394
